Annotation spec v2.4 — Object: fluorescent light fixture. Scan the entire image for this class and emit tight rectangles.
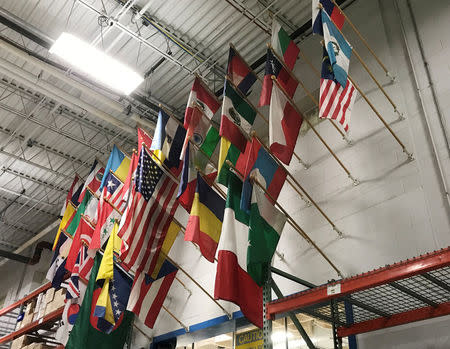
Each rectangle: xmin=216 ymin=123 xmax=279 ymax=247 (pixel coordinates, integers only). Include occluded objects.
xmin=50 ymin=32 xmax=144 ymax=95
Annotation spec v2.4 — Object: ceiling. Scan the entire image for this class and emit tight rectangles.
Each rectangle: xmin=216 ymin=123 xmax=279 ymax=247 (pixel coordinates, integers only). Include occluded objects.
xmin=0 ymin=0 xmax=315 ymax=251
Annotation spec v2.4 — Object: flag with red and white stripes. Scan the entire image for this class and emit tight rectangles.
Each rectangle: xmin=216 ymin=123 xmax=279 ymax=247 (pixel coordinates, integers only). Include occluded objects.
xmin=126 ymin=260 xmax=178 ymax=328
xmin=118 ymin=146 xmax=179 ymax=275
xmin=319 ymin=48 xmax=356 ymax=132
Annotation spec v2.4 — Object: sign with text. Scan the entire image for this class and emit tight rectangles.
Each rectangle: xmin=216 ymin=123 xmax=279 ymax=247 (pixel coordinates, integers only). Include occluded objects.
xmin=235 ymin=328 xmax=263 ymax=349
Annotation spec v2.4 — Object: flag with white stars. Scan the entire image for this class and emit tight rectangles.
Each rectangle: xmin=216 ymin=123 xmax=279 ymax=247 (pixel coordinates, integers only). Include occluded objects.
xmin=119 ymin=146 xmax=179 ymax=276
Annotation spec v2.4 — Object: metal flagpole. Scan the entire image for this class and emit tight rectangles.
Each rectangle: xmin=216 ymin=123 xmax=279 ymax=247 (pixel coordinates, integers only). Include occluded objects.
xmin=226 ymin=160 xmax=343 ymax=278
xmin=251 ymin=134 xmax=343 ymax=238
xmin=229 ymin=43 xmax=348 ymax=143
xmin=271 ymin=76 xmax=358 ymax=185
xmin=267 ymin=44 xmax=352 ymax=145
xmin=225 ymin=76 xmax=310 ymax=169
xmin=318 ymin=3 xmax=404 ymax=120
xmin=331 ymin=0 xmax=396 ymax=82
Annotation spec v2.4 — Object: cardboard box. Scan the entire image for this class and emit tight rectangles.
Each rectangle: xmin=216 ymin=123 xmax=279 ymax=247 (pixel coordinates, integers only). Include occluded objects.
xmin=11 ymin=335 xmax=32 ymax=349
xmin=44 ymin=288 xmax=55 ymax=304
xmin=53 ymin=288 xmax=66 ymax=308
xmin=33 ymin=344 xmax=54 ymax=349
xmin=25 ymin=299 xmax=36 ymax=315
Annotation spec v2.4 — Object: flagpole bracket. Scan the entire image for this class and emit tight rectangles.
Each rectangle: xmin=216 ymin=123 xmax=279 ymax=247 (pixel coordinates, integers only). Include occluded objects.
xmin=386 ymin=71 xmax=397 ymax=83
xmin=344 ymin=137 xmax=353 ymax=146
xmin=275 ymin=250 xmax=285 ymax=261
xmin=404 ymin=149 xmax=414 ymax=162
xmin=333 ymin=227 xmax=344 ymax=239
xmin=349 ymin=176 xmax=360 ymax=186
xmin=395 ymin=109 xmax=405 ymax=121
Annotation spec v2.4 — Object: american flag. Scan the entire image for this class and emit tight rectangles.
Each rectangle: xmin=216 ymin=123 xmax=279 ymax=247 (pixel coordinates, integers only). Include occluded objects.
xmin=119 ymin=146 xmax=179 ymax=275
xmin=319 ymin=48 xmax=357 ymax=132
xmin=126 ymin=260 xmax=178 ymax=328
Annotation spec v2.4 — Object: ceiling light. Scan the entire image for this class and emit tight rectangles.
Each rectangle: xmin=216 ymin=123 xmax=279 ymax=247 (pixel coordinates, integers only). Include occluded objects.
xmin=50 ymin=32 xmax=144 ymax=95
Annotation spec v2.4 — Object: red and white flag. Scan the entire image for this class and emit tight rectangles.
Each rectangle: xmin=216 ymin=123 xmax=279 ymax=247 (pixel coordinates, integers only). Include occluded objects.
xmin=118 ymin=146 xmax=179 ymax=275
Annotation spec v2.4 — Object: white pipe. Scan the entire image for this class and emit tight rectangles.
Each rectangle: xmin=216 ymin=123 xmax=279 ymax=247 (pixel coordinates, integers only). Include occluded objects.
xmin=0 ymin=38 xmax=155 ymax=131
xmin=395 ymin=0 xmax=450 ymax=208
xmin=0 ymin=57 xmax=137 ymax=135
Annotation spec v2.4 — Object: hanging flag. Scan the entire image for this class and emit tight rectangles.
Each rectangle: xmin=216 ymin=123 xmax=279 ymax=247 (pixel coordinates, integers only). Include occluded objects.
xmin=222 ymin=79 xmax=256 ymax=135
xmin=177 ymin=142 xmax=218 ymax=212
xmin=240 ymin=137 xmax=287 ymax=213
xmin=66 ymin=214 xmax=95 ymax=273
xmin=150 ymin=109 xmax=186 ymax=174
xmin=227 ymin=46 xmax=257 ymax=95
xmin=60 ymin=174 xmax=81 ymax=217
xmin=259 ymin=49 xmax=298 ymax=107
xmin=248 ymin=184 xmax=286 ymax=286
xmin=53 ymin=202 xmax=77 ymax=250
xmin=138 ymin=127 xmax=153 ymax=155
xmin=319 ymin=47 xmax=356 ymax=132
xmin=214 ymin=173 xmax=263 ymax=328
xmin=66 ymin=244 xmax=93 ymax=299
xmin=65 ymin=255 xmax=134 ymax=349
xmin=78 ymin=159 xmax=105 ymax=202
xmin=65 ymin=190 xmax=92 ymax=237
xmin=182 ymin=77 xmax=220 ymax=158
xmin=269 ymin=82 xmax=303 ymax=165
xmin=271 ymin=21 xmax=300 ymax=70
xmin=151 ymin=220 xmax=181 ymax=279
xmin=312 ymin=0 xmax=345 ymax=35
xmin=83 ymin=195 xmax=99 ymax=225
xmin=94 ymin=222 xmax=132 ymax=334
xmin=99 ymin=145 xmax=131 ymax=191
xmin=127 ymin=260 xmax=178 ymax=329
xmin=185 ymin=173 xmax=225 ymax=263
xmin=120 ymin=151 xmax=138 ymax=208
xmin=46 ymin=232 xmax=71 ymax=289
xmin=321 ymin=10 xmax=352 ymax=88
xmin=118 ymin=146 xmax=179 ymax=275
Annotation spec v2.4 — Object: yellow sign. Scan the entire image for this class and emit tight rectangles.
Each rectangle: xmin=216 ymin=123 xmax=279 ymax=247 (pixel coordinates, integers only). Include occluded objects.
xmin=235 ymin=328 xmax=263 ymax=349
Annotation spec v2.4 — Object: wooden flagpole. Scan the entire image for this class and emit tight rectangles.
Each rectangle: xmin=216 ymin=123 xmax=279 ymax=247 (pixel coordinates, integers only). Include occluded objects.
xmin=225 ymin=76 xmax=310 ymax=169
xmin=271 ymin=76 xmax=358 ymax=185
xmin=267 ymin=44 xmax=352 ymax=144
xmin=226 ymin=160 xmax=343 ymax=278
xmin=319 ymin=3 xmax=404 ymax=120
xmin=330 ymin=0 xmax=396 ymax=82
xmin=251 ymin=133 xmax=343 ymax=237
xmin=229 ymin=43 xmax=349 ymax=144
xmin=316 ymin=41 xmax=414 ymax=160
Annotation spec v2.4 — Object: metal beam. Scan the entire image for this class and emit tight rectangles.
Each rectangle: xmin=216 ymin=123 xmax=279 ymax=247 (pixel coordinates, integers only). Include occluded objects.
xmin=0 ymin=187 xmax=56 ymax=207
xmin=1 ymin=168 xmax=66 ymax=193
xmin=266 ymin=247 xmax=450 ymax=319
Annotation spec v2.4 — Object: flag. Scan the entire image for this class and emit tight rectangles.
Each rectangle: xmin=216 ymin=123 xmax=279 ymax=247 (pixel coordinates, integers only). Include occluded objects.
xmin=66 ymin=214 xmax=94 ymax=273
xmin=79 ymin=159 xmax=105 ymax=202
xmin=185 ymin=173 xmax=225 ymax=263
xmin=65 ymin=190 xmax=92 ymax=237
xmin=248 ymin=184 xmax=286 ymax=286
xmin=138 ymin=127 xmax=152 ymax=155
xmin=269 ymin=82 xmax=303 ymax=165
xmin=60 ymin=174 xmax=82 ymax=217
xmin=83 ymin=195 xmax=99 ymax=225
xmin=151 ymin=220 xmax=181 ymax=279
xmin=120 ymin=151 xmax=139 ymax=207
xmin=177 ymin=142 xmax=217 ymax=212
xmin=319 ymin=48 xmax=356 ymax=132
xmin=150 ymin=109 xmax=186 ymax=174
xmin=46 ymin=232 xmax=71 ymax=289
xmin=127 ymin=260 xmax=178 ymax=329
xmin=65 ymin=255 xmax=134 ymax=349
xmin=94 ymin=222 xmax=132 ymax=334
xmin=182 ymin=77 xmax=220 ymax=158
xmin=227 ymin=46 xmax=257 ymax=95
xmin=118 ymin=146 xmax=179 ymax=275
xmin=271 ymin=21 xmax=300 ymax=70
xmin=321 ymin=10 xmax=352 ymax=88
xmin=214 ymin=173 xmax=263 ymax=328
xmin=259 ymin=49 xmax=298 ymax=107
xmin=240 ymin=137 xmax=287 ymax=213
xmin=100 ymin=145 xmax=131 ymax=191
xmin=222 ymin=79 xmax=256 ymax=135
xmin=66 ymin=244 xmax=93 ymax=299
xmin=312 ymin=0 xmax=345 ymax=35
xmin=53 ymin=202 xmax=77 ymax=250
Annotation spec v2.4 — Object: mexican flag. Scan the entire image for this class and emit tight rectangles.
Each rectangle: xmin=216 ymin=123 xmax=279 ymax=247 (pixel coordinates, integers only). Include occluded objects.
xmin=65 ymin=254 xmax=134 ymax=349
xmin=271 ymin=20 xmax=300 ymax=70
xmin=214 ymin=173 xmax=263 ymax=328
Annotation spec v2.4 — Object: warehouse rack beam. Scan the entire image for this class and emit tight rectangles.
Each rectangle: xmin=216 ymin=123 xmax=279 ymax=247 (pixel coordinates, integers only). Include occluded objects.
xmin=266 ymin=247 xmax=450 ymax=344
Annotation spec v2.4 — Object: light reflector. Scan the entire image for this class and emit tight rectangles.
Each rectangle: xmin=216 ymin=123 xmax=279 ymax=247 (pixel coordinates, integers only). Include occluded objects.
xmin=50 ymin=32 xmax=144 ymax=95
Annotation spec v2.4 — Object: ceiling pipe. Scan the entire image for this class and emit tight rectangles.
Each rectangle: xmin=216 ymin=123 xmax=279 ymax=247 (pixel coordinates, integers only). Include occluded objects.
xmin=0 ymin=241 xmax=52 ymax=265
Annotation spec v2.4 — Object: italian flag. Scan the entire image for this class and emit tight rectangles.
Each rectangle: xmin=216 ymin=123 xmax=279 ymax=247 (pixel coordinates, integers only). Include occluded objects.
xmin=248 ymin=183 xmax=286 ymax=286
xmin=271 ymin=21 xmax=300 ymax=71
xmin=214 ymin=173 xmax=263 ymax=328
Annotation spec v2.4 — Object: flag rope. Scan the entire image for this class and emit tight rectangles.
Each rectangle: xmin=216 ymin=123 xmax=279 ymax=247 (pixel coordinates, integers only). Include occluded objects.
xmin=226 ymin=160 xmax=343 ymax=278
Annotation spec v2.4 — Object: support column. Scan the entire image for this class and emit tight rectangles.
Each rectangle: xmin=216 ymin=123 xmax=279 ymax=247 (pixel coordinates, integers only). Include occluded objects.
xmin=263 ymin=282 xmax=273 ymax=349
xmin=344 ymin=300 xmax=358 ymax=349
xmin=330 ymin=300 xmax=343 ymax=349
